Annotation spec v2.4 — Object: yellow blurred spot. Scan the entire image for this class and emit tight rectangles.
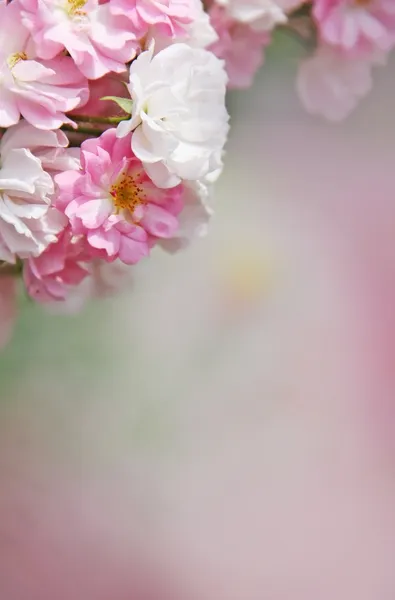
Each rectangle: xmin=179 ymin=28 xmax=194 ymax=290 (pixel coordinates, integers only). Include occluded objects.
xmin=217 ymin=247 xmax=276 ymax=305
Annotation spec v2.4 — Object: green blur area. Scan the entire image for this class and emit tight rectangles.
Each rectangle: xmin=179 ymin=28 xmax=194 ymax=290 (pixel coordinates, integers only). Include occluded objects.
xmin=0 ymin=292 xmax=112 ymax=394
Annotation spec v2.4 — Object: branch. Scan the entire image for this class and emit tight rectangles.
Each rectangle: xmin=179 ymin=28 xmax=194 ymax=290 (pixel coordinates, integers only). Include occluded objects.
xmin=60 ymin=124 xmax=105 ymax=137
xmin=0 ymin=113 xmax=129 ymax=139
xmin=70 ymin=114 xmax=129 ymax=125
xmin=0 ymin=261 xmax=22 ymax=277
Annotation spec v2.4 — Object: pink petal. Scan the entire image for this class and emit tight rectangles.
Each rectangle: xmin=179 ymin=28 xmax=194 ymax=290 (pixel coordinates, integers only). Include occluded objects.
xmin=75 ymin=198 xmax=113 ymax=228
xmin=140 ymin=203 xmax=179 ymax=238
xmin=88 ymin=228 xmax=120 ymax=256
xmin=118 ymin=234 xmax=149 ymax=264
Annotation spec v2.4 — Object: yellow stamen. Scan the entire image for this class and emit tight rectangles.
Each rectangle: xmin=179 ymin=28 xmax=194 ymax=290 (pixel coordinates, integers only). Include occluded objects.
xmin=66 ymin=0 xmax=87 ymax=16
xmin=110 ymin=173 xmax=147 ymax=216
xmin=7 ymin=52 xmax=27 ymax=69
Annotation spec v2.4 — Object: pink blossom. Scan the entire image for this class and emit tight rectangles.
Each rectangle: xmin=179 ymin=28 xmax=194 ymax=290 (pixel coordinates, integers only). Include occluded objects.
xmin=313 ymin=0 xmax=395 ymax=55
xmin=19 ymin=0 xmax=138 ymax=79
xmin=56 ymin=129 xmax=185 ymax=265
xmin=213 ymin=0 xmax=287 ymax=31
xmin=24 ymin=229 xmax=90 ymax=302
xmin=209 ymin=4 xmax=270 ymax=88
xmin=0 ymin=120 xmax=80 ymax=173
xmin=39 ymin=259 xmax=135 ymax=314
xmin=0 ymin=127 xmax=67 ymax=262
xmin=144 ymin=0 xmax=219 ymax=52
xmin=0 ymin=0 xmax=88 ymax=130
xmin=109 ymin=0 xmax=194 ymax=40
xmin=296 ymin=43 xmax=376 ymax=121
xmin=0 ymin=276 xmax=17 ymax=350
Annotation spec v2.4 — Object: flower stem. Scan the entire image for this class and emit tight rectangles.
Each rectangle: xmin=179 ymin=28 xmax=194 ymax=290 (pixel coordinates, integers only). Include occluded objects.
xmin=60 ymin=124 xmax=105 ymax=137
xmin=70 ymin=114 xmax=129 ymax=125
xmin=0 ymin=261 xmax=23 ymax=277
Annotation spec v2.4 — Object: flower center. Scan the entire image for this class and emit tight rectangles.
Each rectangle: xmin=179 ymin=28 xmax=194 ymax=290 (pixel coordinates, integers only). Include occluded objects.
xmin=110 ymin=172 xmax=147 ymax=215
xmin=353 ymin=0 xmax=372 ymax=7
xmin=65 ymin=0 xmax=87 ymax=16
xmin=7 ymin=52 xmax=27 ymax=69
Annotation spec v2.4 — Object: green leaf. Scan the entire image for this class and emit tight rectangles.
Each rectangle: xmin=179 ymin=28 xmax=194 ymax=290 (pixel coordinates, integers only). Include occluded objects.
xmin=101 ymin=96 xmax=133 ymax=115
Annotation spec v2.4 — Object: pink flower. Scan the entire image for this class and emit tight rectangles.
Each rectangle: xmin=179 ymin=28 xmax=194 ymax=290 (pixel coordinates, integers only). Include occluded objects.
xmin=56 ymin=129 xmax=184 ymax=265
xmin=213 ymin=0 xmax=287 ymax=31
xmin=313 ymin=0 xmax=395 ymax=55
xmin=209 ymin=4 xmax=270 ymax=88
xmin=0 ymin=120 xmax=80 ymax=173
xmin=19 ymin=0 xmax=138 ymax=79
xmin=39 ymin=259 xmax=135 ymax=314
xmin=0 ymin=0 xmax=88 ymax=130
xmin=24 ymin=229 xmax=90 ymax=302
xmin=144 ymin=0 xmax=219 ymax=52
xmin=0 ymin=276 xmax=17 ymax=350
xmin=109 ymin=0 xmax=194 ymax=40
xmin=296 ymin=43 xmax=376 ymax=121
xmin=0 ymin=126 xmax=67 ymax=262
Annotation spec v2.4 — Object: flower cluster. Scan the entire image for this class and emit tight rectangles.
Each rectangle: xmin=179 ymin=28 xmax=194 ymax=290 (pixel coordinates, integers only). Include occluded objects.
xmin=0 ymin=0 xmax=229 ymax=341
xmin=296 ymin=0 xmax=395 ymax=121
xmin=206 ymin=0 xmax=395 ymax=119
xmin=0 ymin=0 xmax=392 ymax=346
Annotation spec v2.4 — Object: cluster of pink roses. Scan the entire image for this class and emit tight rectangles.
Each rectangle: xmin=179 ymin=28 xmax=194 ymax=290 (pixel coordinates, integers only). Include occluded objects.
xmin=0 ymin=0 xmax=230 ymax=316
xmin=0 ymin=0 xmax=393 ymax=343
xmin=297 ymin=0 xmax=395 ymax=120
xmin=208 ymin=0 xmax=395 ymax=119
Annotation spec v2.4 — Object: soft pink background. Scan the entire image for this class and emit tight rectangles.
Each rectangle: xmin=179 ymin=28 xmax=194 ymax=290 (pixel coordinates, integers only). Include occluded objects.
xmin=1 ymin=39 xmax=395 ymax=600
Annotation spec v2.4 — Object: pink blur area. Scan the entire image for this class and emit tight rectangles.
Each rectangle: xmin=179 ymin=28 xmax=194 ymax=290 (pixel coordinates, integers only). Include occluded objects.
xmin=1 ymin=40 xmax=395 ymax=600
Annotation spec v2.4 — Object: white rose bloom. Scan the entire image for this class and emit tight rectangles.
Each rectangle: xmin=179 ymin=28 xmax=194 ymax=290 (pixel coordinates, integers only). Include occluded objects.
xmin=117 ymin=43 xmax=229 ymax=189
xmin=0 ymin=129 xmax=65 ymax=262
xmin=215 ymin=0 xmax=287 ymax=30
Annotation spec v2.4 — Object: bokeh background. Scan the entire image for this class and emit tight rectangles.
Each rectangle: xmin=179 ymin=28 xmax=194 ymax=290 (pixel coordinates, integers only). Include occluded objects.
xmin=1 ymin=33 xmax=395 ymax=599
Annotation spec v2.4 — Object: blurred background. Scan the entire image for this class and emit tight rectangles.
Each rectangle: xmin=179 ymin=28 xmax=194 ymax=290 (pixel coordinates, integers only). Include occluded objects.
xmin=1 ymin=32 xmax=395 ymax=600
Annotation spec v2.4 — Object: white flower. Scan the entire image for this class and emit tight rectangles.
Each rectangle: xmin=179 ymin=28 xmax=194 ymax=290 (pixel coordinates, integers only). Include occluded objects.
xmin=0 ymin=128 xmax=66 ymax=262
xmin=117 ymin=43 xmax=229 ymax=188
xmin=296 ymin=44 xmax=376 ymax=122
xmin=215 ymin=0 xmax=287 ymax=30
